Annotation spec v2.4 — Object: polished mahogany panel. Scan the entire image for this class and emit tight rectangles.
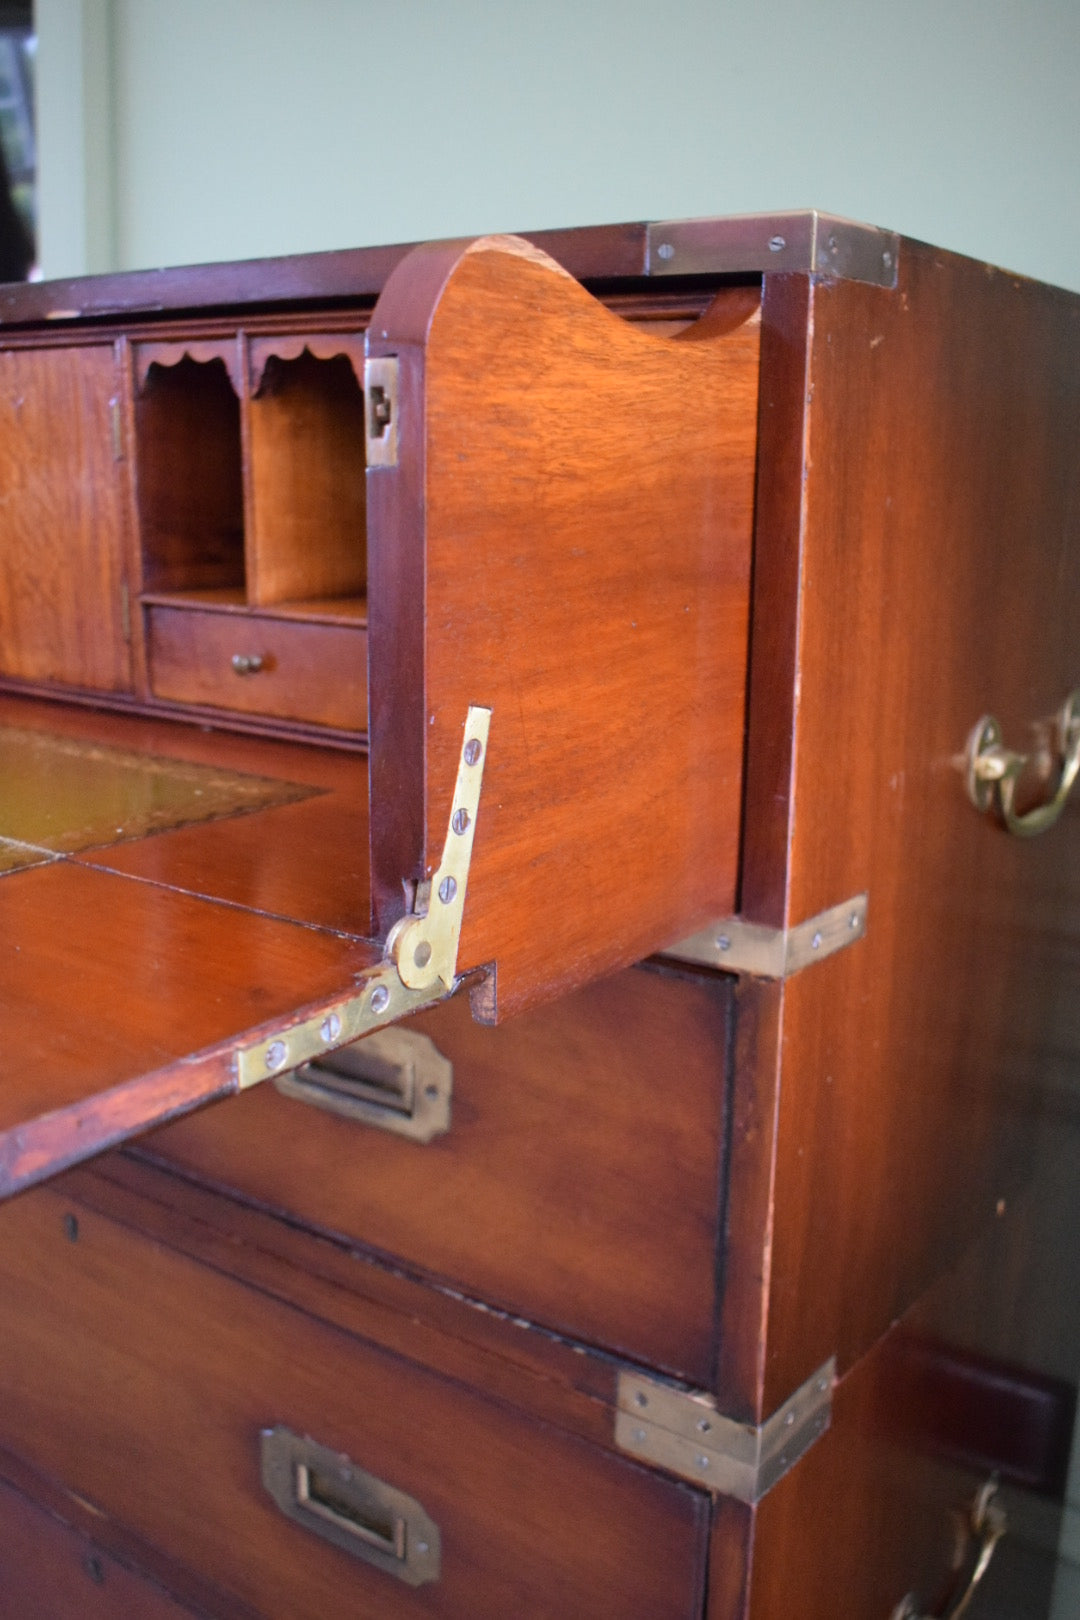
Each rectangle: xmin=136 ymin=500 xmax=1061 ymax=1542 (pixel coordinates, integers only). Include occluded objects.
xmin=367 ymin=237 xmax=760 ymax=1020
xmin=139 ymin=962 xmax=731 ymax=1384
xmin=722 ymin=246 xmax=1080 ymax=1416
xmin=0 ymin=1473 xmax=207 ymax=1620
xmin=0 ymin=1185 xmax=710 ymax=1620
xmin=246 ymin=347 xmax=367 ymax=607
xmin=0 ymin=695 xmax=379 ymax=1195
xmin=146 ymin=605 xmax=367 ymax=731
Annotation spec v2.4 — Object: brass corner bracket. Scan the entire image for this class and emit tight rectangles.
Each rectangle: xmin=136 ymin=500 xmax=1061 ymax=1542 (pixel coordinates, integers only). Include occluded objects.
xmin=663 ymin=893 xmax=867 ymax=980
xmin=616 ymin=1358 xmax=835 ymax=1501
xmin=235 ymin=706 xmax=491 ymax=1090
xmin=646 ymin=212 xmax=899 ymax=288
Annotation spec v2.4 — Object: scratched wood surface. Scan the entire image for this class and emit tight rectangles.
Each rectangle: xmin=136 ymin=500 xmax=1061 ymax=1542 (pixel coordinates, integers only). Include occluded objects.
xmin=367 ymin=237 xmax=760 ymax=1020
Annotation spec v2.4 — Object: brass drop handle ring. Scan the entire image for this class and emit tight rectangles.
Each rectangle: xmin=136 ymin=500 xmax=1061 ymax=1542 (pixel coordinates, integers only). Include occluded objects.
xmin=965 ymin=689 xmax=1080 ymax=837
xmin=231 ymin=652 xmax=267 ymax=676
xmin=891 ymin=1480 xmax=1007 ymax=1620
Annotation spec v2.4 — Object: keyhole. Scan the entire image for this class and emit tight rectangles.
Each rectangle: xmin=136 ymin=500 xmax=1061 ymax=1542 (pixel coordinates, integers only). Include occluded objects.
xmin=369 ymin=385 xmax=392 ymax=439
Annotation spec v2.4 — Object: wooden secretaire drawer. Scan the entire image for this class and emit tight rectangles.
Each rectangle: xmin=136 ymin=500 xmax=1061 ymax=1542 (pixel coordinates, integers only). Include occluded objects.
xmin=146 ymin=604 xmax=367 ymax=732
xmin=138 ymin=962 xmax=732 ymax=1385
xmin=0 ymin=1184 xmax=709 ymax=1620
xmin=0 ymin=231 xmax=762 ymax=1195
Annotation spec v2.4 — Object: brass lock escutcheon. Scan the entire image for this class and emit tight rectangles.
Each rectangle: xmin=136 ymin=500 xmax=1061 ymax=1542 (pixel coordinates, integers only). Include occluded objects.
xmin=965 ymin=689 xmax=1080 ymax=837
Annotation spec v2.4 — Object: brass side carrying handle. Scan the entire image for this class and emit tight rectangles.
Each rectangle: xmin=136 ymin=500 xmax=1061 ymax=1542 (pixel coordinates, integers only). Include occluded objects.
xmin=891 ymin=1480 xmax=1007 ymax=1620
xmin=965 ymin=689 xmax=1080 ymax=837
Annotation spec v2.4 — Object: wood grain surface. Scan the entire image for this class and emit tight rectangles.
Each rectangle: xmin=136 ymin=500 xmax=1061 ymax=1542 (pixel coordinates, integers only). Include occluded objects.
xmin=140 ymin=961 xmax=732 ymax=1384
xmin=246 ymin=349 xmax=366 ymax=606
xmin=0 ymin=1472 xmax=209 ymax=1620
xmin=0 ymin=694 xmax=378 ymax=1194
xmin=745 ymin=1318 xmax=982 ymax=1620
xmin=146 ymin=605 xmax=367 ymax=731
xmin=367 ymin=237 xmax=760 ymax=1020
xmin=721 ymin=245 xmax=1080 ymax=1418
xmin=0 ymin=1185 xmax=710 ymax=1620
xmin=0 ymin=343 xmax=131 ymax=692
xmin=133 ymin=353 xmax=245 ymax=596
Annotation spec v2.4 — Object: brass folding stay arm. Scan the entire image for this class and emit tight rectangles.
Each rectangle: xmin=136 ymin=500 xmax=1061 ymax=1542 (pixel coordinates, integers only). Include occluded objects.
xmin=236 ymin=707 xmax=491 ymax=1090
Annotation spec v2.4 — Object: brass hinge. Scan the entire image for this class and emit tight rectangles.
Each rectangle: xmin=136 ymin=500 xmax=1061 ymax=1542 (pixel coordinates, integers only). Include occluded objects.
xmin=616 ymin=1358 xmax=835 ymax=1501
xmin=664 ymin=893 xmax=867 ymax=979
xmin=235 ymin=705 xmax=491 ymax=1090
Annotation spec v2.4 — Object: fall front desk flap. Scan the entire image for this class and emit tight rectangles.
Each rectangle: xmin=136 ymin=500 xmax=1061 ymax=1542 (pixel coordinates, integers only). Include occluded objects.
xmin=0 ymin=235 xmax=759 ymax=1196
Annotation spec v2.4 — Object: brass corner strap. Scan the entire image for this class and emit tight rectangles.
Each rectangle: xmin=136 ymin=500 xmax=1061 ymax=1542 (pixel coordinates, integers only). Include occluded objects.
xmin=615 ymin=1358 xmax=835 ymax=1501
xmin=646 ymin=213 xmax=899 ymax=288
xmin=664 ymin=894 xmax=868 ymax=979
xmin=235 ymin=706 xmax=491 ymax=1091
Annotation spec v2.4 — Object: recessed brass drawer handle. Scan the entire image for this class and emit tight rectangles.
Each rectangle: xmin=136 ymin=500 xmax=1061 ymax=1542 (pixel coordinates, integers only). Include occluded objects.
xmin=261 ymin=1427 xmax=440 ymax=1587
xmin=891 ymin=1480 xmax=1006 ymax=1620
xmin=965 ymin=689 xmax=1080 ymax=836
xmin=273 ymin=1027 xmax=452 ymax=1143
xmin=231 ymin=652 xmax=267 ymax=675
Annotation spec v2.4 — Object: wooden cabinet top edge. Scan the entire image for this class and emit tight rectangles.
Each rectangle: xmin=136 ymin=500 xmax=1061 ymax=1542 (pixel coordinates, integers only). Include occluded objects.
xmin=2 ymin=209 xmax=1042 ymax=332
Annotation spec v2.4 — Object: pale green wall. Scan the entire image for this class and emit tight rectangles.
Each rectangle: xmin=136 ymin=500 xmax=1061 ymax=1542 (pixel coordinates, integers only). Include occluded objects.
xmin=35 ymin=0 xmax=1080 ymax=290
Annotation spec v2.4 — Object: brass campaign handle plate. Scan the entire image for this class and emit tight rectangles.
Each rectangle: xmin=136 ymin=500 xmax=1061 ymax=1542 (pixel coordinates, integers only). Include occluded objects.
xmin=965 ymin=689 xmax=1080 ymax=837
xmin=261 ymin=1427 xmax=440 ymax=1587
xmin=891 ymin=1480 xmax=1007 ymax=1620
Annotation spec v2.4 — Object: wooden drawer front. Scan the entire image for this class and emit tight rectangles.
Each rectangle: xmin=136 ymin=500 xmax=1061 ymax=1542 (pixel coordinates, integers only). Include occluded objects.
xmin=0 ymin=1471 xmax=205 ymax=1620
xmin=0 ymin=1186 xmax=708 ymax=1620
xmin=139 ymin=964 xmax=732 ymax=1386
xmin=147 ymin=607 xmax=366 ymax=732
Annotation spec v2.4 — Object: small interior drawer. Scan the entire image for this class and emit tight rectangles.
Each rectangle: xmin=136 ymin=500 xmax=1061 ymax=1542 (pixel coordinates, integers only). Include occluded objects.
xmin=146 ymin=604 xmax=367 ymax=732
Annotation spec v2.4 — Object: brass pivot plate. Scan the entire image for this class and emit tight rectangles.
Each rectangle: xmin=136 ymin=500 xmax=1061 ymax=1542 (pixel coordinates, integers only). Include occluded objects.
xmin=664 ymin=893 xmax=867 ymax=979
xmin=616 ymin=1358 xmax=835 ymax=1502
xmin=235 ymin=706 xmax=491 ymax=1090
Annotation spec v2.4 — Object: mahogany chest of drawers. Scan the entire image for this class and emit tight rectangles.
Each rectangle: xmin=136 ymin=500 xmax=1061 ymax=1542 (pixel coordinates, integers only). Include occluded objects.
xmin=0 ymin=212 xmax=1076 ymax=1617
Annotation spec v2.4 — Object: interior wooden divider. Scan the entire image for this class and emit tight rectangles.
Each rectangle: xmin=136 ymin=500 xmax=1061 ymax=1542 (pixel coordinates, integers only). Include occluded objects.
xmin=245 ymin=339 xmax=367 ymax=609
xmin=132 ymin=348 xmax=245 ymax=598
